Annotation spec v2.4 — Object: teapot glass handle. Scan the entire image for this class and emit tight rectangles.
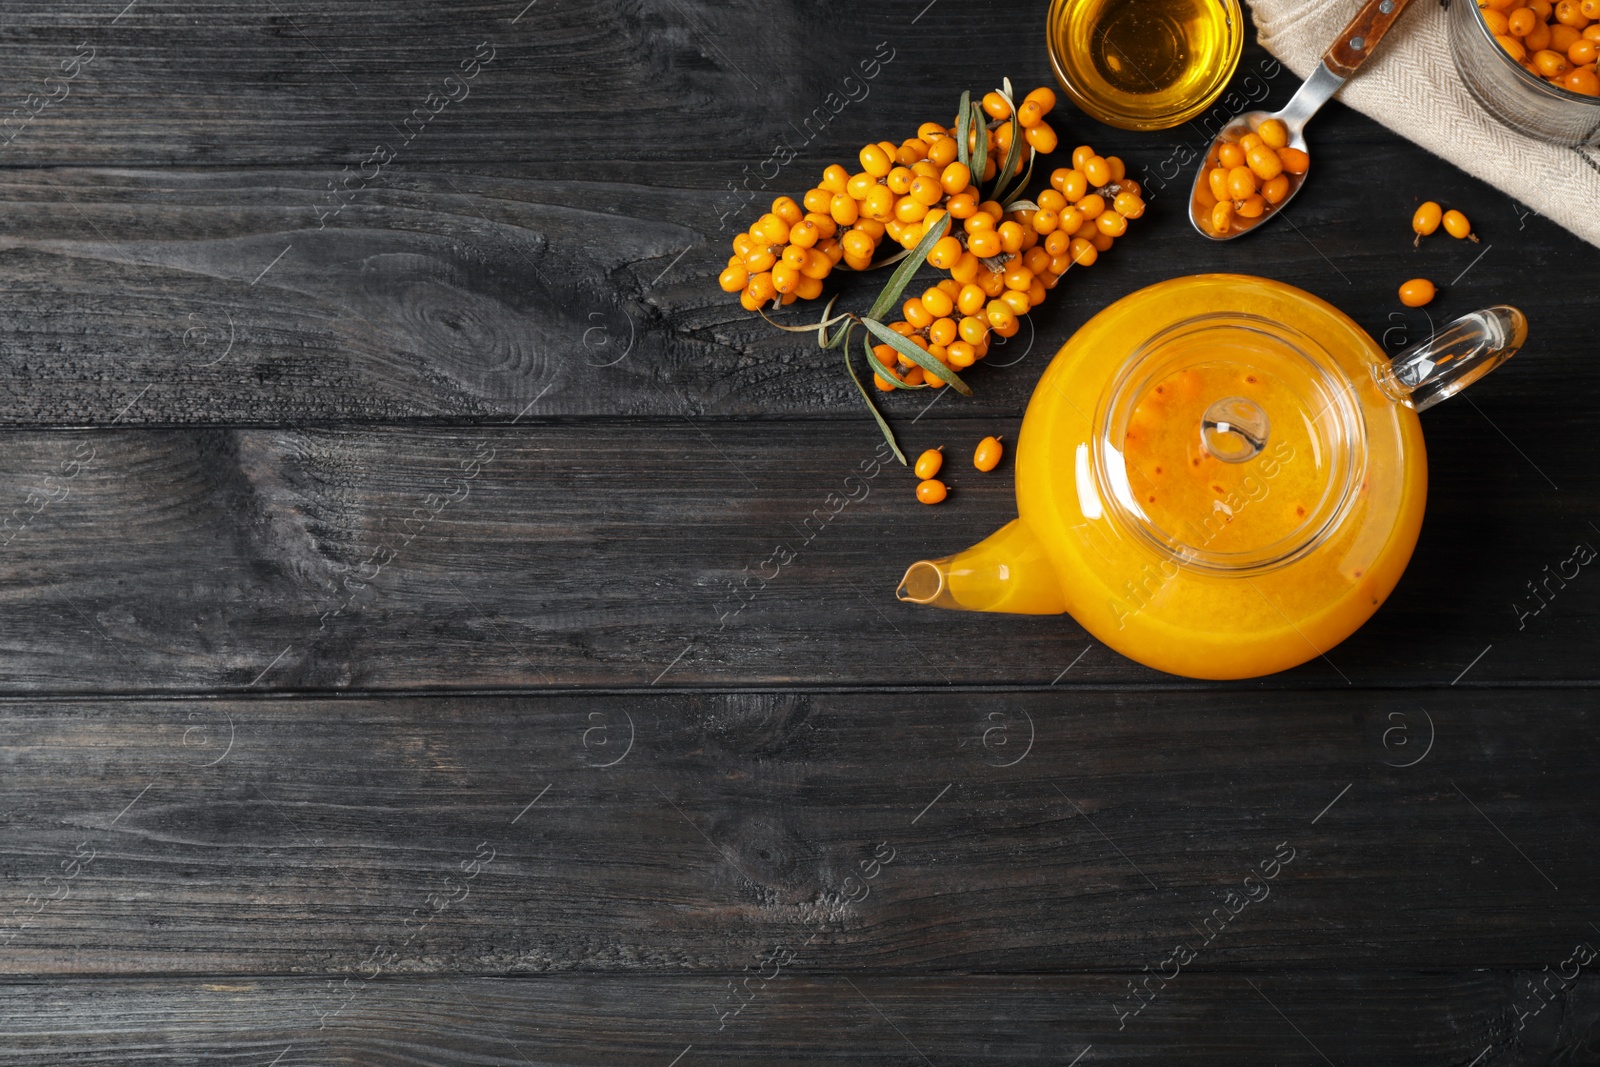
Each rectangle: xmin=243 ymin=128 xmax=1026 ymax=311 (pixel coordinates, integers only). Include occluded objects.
xmin=1376 ymin=306 xmax=1527 ymax=413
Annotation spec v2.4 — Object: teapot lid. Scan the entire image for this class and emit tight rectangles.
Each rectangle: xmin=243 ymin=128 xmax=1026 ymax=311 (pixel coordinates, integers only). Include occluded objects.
xmin=1092 ymin=312 xmax=1368 ymax=575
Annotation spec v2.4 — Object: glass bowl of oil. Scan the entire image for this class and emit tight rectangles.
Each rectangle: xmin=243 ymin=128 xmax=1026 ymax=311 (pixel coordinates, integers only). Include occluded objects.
xmin=1046 ymin=0 xmax=1244 ymax=131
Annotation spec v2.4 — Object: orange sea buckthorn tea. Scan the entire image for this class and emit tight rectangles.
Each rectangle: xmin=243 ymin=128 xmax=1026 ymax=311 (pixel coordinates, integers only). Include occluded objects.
xmin=897 ymin=275 xmax=1528 ymax=679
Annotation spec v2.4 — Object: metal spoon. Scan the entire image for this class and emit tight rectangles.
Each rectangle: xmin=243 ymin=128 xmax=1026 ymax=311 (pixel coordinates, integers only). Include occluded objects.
xmin=1190 ymin=0 xmax=1417 ymax=240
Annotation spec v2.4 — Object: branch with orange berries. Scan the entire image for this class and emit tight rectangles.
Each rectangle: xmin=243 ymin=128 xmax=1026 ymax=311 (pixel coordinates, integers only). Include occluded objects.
xmin=720 ymin=79 xmax=1147 ymax=462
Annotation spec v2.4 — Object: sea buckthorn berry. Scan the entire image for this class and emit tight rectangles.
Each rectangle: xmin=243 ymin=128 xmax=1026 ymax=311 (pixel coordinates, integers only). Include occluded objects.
xmin=968 ymin=229 xmax=1001 ymax=258
xmin=842 ymin=229 xmax=876 ymax=260
xmin=909 ymin=175 xmax=944 ymax=207
xmin=914 ymin=448 xmax=944 ymax=480
xmin=1106 ymin=155 xmax=1126 ymax=181
xmin=1001 ymin=289 xmax=1032 ymax=315
xmin=902 ymin=297 xmax=933 ymax=329
xmin=1114 ymin=191 xmax=1146 ymax=218
xmin=1022 ymin=246 xmax=1051 ymax=275
xmin=818 ymin=239 xmax=843 ymax=265
xmin=803 ymin=188 xmax=833 ymax=214
xmin=950 ymin=252 xmax=981 ymax=283
xmin=1217 ymin=142 xmax=1246 ymax=169
xmin=862 ymin=185 xmax=896 ymax=222
xmin=935 ymin=161 xmax=970 ymax=195
xmin=1003 ymin=263 xmax=1033 ymax=292
xmin=1034 ymin=189 xmax=1065 ymax=214
xmin=820 ymin=165 xmax=850 ymax=193
xmin=1077 ymin=193 xmax=1107 ymax=220
xmin=1056 ymin=206 xmax=1084 ymax=235
xmin=830 ymin=193 xmax=859 ymax=225
xmin=1260 ymin=175 xmax=1290 ymax=204
xmin=1053 ymin=168 xmax=1089 ymax=201
xmin=1211 ymin=200 xmax=1235 ymax=234
xmin=986 ymin=301 xmax=1017 ymax=332
xmin=719 ymin=264 xmax=748 ymax=292
xmin=746 ymin=271 xmax=776 ymax=302
xmin=1239 ymin=132 xmax=1263 ymax=153
xmin=1412 ymin=201 xmax=1442 ymax=242
xmin=1071 ymin=144 xmax=1094 ymax=170
xmin=1534 ymin=47 xmax=1574 ymax=75
xmin=994 ymin=121 xmax=1016 ymax=156
xmin=918 ymin=121 xmax=947 ymax=143
xmin=1585 ymin=20 xmax=1600 ymax=35
xmin=1496 ymin=33 xmax=1529 ymax=59
xmin=1030 ymin=209 xmax=1057 ymax=234
xmin=843 ymin=252 xmax=873 ymax=272
xmin=897 ymin=139 xmax=930 ymax=166
xmin=1565 ymin=65 xmax=1600 ymax=92
xmin=946 ymin=341 xmax=976 ymax=368
xmin=1526 ymin=18 xmax=1553 ymax=48
xmin=1399 ymin=278 xmax=1436 ymax=307
xmin=756 ymin=214 xmax=790 ymax=244
xmin=1247 ymin=145 xmax=1285 ymax=180
xmin=896 ymin=196 xmax=929 ymax=224
xmin=781 ymin=244 xmax=809 ymax=269
xmin=973 ymin=436 xmax=1003 ymax=472
xmin=886 ymin=166 xmax=916 ymax=195
xmin=996 ymin=220 xmax=1025 ymax=253
xmin=927 ymin=136 xmax=959 ymax=168
xmin=1044 ymin=230 xmax=1071 ymax=257
xmin=1049 ymin=252 xmax=1074 ymax=274
xmin=1533 ymin=0 xmax=1555 ymax=18
xmin=982 ymin=90 xmax=1011 ymax=119
xmin=1227 ymin=165 xmax=1259 ymax=200
xmin=1080 ymin=155 xmax=1109 ymax=186
xmin=921 ymin=286 xmax=954 ymax=320
xmin=979 ymin=271 xmax=1008 ymax=298
xmin=873 ymin=372 xmax=899 ymax=391
xmin=806 ymin=212 xmax=838 ymax=238
xmin=957 ymin=284 xmax=988 ymax=317
xmin=1442 ymin=208 xmax=1476 ymax=239
xmin=1257 ymin=118 xmax=1289 ymax=149
xmin=745 ymin=248 xmax=777 ymax=273
xmin=1235 ymin=194 xmax=1266 ymax=219
xmin=1570 ymin=36 xmax=1599 ymax=61
xmin=846 ymin=172 xmax=877 ymax=201
xmin=801 ymin=249 xmax=832 ymax=279
xmin=1552 ymin=23 xmax=1583 ymax=49
xmin=1278 ymin=147 xmax=1310 ymax=174
xmin=928 ymin=235 xmax=964 ymax=270
xmin=794 ymin=274 xmax=824 ymax=300
xmin=788 ymin=219 xmax=820 ymax=249
xmin=947 ymin=191 xmax=979 ymax=219
xmin=929 ymin=317 xmax=958 ymax=347
xmin=958 ymin=315 xmax=989 ymax=345
xmin=1017 ymin=99 xmax=1045 ymax=128
xmin=772 ymin=196 xmax=803 ymax=225
xmin=771 ymin=262 xmax=800 ymax=294
xmin=1483 ymin=6 xmax=1513 ymax=33
xmin=1508 ymin=5 xmax=1539 ymax=33
xmin=1585 ymin=0 xmax=1600 ymax=15
xmin=1556 ymin=0 xmax=1590 ymax=25
xmin=1208 ymin=167 xmax=1230 ymax=202
xmin=1069 ymin=236 xmax=1099 ymax=266
xmin=1097 ymin=211 xmax=1128 ymax=237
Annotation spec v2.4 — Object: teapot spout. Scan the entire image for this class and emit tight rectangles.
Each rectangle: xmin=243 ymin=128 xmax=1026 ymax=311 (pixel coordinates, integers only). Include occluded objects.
xmin=896 ymin=519 xmax=1067 ymax=614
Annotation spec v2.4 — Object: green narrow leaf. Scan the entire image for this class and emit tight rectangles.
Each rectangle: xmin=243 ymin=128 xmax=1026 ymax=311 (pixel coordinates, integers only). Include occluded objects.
xmin=860 ymin=325 xmax=924 ymax=390
xmin=992 ymin=102 xmax=1023 ymax=203
xmin=838 ymin=326 xmax=915 ymax=463
xmin=861 ymin=317 xmax=973 ymax=396
xmin=969 ymin=101 xmax=988 ymax=197
xmin=956 ymin=90 xmax=972 ymax=171
xmin=864 ymin=211 xmax=951 ymax=324
xmin=1001 ymin=147 xmax=1038 ymax=212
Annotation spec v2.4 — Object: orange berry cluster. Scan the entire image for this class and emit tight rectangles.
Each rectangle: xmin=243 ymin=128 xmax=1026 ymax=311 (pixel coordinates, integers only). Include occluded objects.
xmin=1480 ymin=0 xmax=1600 ymax=95
xmin=871 ymin=144 xmax=1146 ymax=390
xmin=1195 ymin=118 xmax=1309 ymax=236
xmin=719 ymin=86 xmax=1066 ymax=314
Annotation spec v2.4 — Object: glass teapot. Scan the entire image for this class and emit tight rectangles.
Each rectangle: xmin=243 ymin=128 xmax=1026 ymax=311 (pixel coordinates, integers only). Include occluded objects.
xmin=897 ymin=274 xmax=1526 ymax=679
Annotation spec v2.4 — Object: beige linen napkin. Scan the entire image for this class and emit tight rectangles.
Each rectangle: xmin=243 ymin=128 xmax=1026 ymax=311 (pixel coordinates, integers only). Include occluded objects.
xmin=1247 ymin=0 xmax=1600 ymax=248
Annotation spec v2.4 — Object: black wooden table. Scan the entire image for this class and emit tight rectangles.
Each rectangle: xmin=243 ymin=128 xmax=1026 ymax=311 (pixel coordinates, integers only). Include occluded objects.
xmin=1 ymin=1 xmax=1596 ymax=1063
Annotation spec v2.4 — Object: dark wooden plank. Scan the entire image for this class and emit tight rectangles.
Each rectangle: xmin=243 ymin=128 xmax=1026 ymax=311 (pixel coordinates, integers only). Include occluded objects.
xmin=0 ymin=63 xmax=1589 ymax=424
xmin=0 ymin=689 xmax=1593 ymax=975
xmin=3 ymin=971 xmax=1591 ymax=1065
xmin=0 ymin=420 xmax=1591 ymax=690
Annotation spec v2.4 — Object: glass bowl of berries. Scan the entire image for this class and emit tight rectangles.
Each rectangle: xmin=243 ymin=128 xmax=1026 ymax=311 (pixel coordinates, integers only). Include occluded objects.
xmin=1451 ymin=0 xmax=1600 ymax=146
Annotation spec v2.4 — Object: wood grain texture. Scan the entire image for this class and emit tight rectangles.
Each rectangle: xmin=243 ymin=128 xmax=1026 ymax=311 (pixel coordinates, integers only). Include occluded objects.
xmin=0 ymin=689 xmax=1593 ymax=976
xmin=0 ymin=419 xmax=1589 ymax=692
xmin=0 ymin=58 xmax=1589 ymax=424
xmin=2 ymin=971 xmax=1595 ymax=1065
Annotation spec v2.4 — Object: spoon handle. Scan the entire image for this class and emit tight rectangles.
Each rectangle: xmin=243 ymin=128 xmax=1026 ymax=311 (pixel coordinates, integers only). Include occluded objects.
xmin=1322 ymin=0 xmax=1417 ymax=78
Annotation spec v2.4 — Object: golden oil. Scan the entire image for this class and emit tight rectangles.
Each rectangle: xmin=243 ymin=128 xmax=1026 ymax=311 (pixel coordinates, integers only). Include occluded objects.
xmin=1047 ymin=0 xmax=1243 ymax=131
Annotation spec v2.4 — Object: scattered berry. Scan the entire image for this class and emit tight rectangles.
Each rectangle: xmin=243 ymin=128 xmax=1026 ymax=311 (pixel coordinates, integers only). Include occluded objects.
xmin=914 ymin=448 xmax=944 ymax=480
xmin=1399 ymin=278 xmax=1437 ymax=307
xmin=916 ymin=478 xmax=948 ymax=504
xmin=1442 ymin=208 xmax=1479 ymax=242
xmin=973 ymin=435 xmax=1004 ymax=472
